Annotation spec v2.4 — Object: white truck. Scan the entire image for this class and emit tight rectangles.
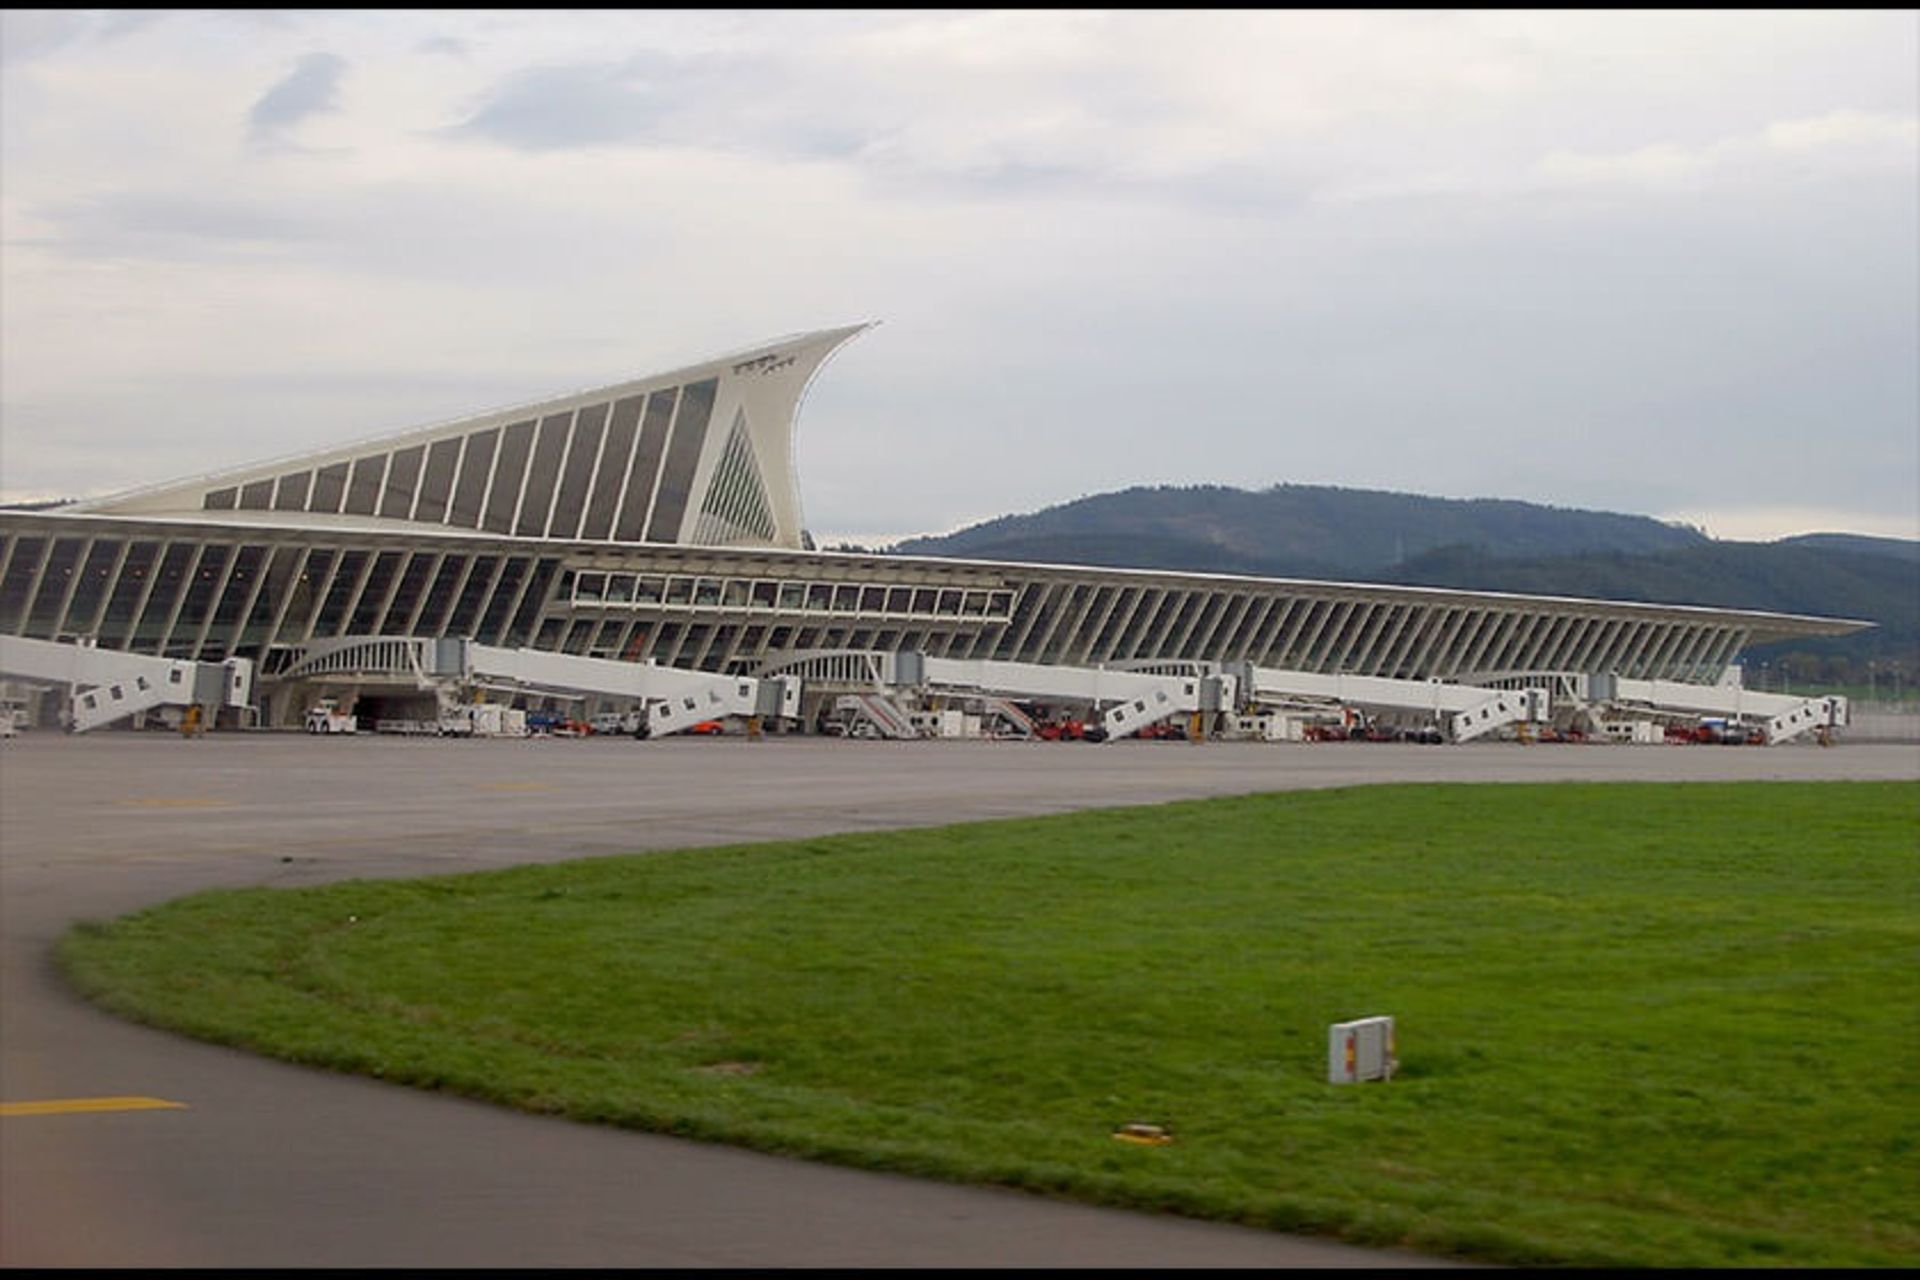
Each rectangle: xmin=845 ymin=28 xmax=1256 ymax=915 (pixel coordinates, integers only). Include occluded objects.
xmin=304 ymin=698 xmax=358 ymax=734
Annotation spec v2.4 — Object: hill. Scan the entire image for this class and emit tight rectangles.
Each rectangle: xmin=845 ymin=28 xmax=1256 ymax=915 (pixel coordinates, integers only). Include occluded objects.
xmin=1776 ymin=532 xmax=1920 ymax=563
xmin=893 ymin=483 xmax=1707 ymax=578
xmin=887 ymin=484 xmax=1917 ymax=684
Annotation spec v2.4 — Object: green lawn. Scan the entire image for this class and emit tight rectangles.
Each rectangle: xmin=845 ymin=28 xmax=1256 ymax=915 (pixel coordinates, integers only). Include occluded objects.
xmin=59 ymin=781 xmax=1919 ymax=1267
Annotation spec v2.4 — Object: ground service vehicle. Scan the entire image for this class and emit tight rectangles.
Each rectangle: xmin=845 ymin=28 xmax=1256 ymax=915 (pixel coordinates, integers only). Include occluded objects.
xmin=304 ymin=698 xmax=357 ymax=734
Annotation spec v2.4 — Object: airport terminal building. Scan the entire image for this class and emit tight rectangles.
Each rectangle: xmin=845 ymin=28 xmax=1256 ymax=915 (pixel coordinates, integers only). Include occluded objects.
xmin=0 ymin=324 xmax=1868 ymax=740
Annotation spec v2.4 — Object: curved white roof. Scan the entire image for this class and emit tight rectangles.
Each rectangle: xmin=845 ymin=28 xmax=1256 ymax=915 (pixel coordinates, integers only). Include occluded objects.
xmin=69 ymin=325 xmax=872 ymax=552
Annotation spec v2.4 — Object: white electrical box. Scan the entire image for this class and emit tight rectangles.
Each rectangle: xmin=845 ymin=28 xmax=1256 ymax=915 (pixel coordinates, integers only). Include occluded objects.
xmin=1328 ymin=1015 xmax=1397 ymax=1083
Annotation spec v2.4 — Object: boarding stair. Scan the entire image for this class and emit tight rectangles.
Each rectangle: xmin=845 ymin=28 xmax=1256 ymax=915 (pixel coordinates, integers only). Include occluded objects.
xmin=835 ymin=691 xmax=922 ymax=739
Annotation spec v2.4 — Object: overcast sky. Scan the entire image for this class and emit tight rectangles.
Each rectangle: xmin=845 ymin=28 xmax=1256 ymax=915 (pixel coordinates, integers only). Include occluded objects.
xmin=3 ymin=9 xmax=1915 ymax=545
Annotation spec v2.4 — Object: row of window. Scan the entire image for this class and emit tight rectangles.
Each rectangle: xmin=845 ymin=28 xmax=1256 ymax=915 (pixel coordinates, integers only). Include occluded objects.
xmin=201 ymin=379 xmax=723 ymax=545
xmin=0 ymin=527 xmax=1751 ymax=682
xmin=568 ymin=571 xmax=1016 ymax=620
xmin=534 ymin=617 xmax=992 ymax=675
xmin=988 ymin=577 xmax=1749 ymax=685
xmin=0 ymin=534 xmax=554 ymax=662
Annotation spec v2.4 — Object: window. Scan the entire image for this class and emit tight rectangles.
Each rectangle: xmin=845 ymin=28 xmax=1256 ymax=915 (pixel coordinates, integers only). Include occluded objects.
xmin=617 ymin=390 xmax=677 ymax=542
xmin=412 ymin=438 xmax=459 ymax=524
xmin=380 ymin=446 xmax=425 ymax=519
xmin=65 ymin=540 xmax=124 ymax=632
xmin=448 ymin=429 xmax=497 ymax=529
xmin=24 ymin=538 xmax=83 ymax=635
xmin=310 ymin=463 xmax=348 ymax=514
xmin=517 ymin=413 xmax=572 ymax=536
xmin=349 ymin=551 xmax=402 ymax=632
xmin=583 ymin=397 xmax=643 ymax=540
xmin=484 ymin=421 xmax=535 ymax=534
xmin=344 ymin=455 xmax=385 ymax=516
xmin=312 ymin=550 xmax=368 ymax=635
xmin=551 ymin=403 xmax=608 ymax=540
xmin=443 ymin=556 xmax=498 ymax=635
xmin=647 ymin=379 xmax=718 ymax=542
xmin=477 ymin=557 xmax=528 ymax=642
xmin=273 ymin=471 xmax=312 ymax=511
xmin=378 ymin=553 xmax=437 ymax=634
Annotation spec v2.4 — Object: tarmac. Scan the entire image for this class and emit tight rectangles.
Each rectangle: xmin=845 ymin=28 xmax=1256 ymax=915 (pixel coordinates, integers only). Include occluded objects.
xmin=3 ymin=731 xmax=1915 ymax=1267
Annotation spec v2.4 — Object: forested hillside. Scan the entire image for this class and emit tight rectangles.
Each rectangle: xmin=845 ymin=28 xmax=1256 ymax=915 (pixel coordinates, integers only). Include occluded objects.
xmin=882 ymin=484 xmax=1917 ymax=684
xmin=894 ymin=483 xmax=1706 ymax=577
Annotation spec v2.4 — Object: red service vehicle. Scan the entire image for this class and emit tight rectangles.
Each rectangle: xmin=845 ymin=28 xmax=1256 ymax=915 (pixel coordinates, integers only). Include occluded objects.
xmin=1035 ymin=718 xmax=1107 ymax=742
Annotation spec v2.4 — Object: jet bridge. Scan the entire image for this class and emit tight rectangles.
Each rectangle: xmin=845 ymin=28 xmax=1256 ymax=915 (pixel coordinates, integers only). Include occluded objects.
xmin=901 ymin=653 xmax=1235 ymax=741
xmin=1591 ymin=675 xmax=1846 ymax=745
xmin=265 ymin=636 xmax=801 ymax=735
xmin=1230 ymin=664 xmax=1548 ymax=743
xmin=0 ymin=635 xmax=253 ymax=732
xmin=453 ymin=643 xmax=800 ymax=736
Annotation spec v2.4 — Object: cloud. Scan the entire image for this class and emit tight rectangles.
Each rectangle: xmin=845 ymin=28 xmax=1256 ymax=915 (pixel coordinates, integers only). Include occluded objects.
xmin=248 ymin=51 xmax=349 ymax=146
xmin=414 ymin=35 xmax=469 ymax=59
xmin=1536 ymin=110 xmax=1918 ymax=191
xmin=0 ymin=10 xmax=92 ymax=64
xmin=450 ymin=49 xmax=873 ymax=161
xmin=1762 ymin=109 xmax=1920 ymax=154
xmin=0 ymin=9 xmax=166 ymax=65
xmin=24 ymin=192 xmax=315 ymax=261
xmin=452 ymin=57 xmax=681 ymax=150
xmin=1 ymin=10 xmax=1914 ymax=541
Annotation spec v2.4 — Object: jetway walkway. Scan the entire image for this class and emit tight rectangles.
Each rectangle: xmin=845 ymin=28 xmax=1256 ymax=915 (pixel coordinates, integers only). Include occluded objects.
xmin=910 ymin=655 xmax=1234 ymax=742
xmin=758 ymin=650 xmax=1234 ymax=742
xmin=0 ymin=635 xmax=254 ymax=732
xmin=8 ymin=631 xmax=1848 ymax=746
xmin=267 ymin=636 xmax=801 ymax=736
xmin=463 ymin=644 xmax=799 ymax=735
xmin=1593 ymin=675 xmax=1845 ymax=745
xmin=1229 ymin=665 xmax=1548 ymax=744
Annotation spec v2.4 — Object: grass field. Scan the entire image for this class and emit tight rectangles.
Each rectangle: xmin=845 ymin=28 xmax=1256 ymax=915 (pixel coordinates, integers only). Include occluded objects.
xmin=59 ymin=781 xmax=1919 ymax=1267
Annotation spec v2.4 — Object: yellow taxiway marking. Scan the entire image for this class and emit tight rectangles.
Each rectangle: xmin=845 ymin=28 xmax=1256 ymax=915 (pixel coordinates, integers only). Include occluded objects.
xmin=1 ymin=1096 xmax=188 ymax=1117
